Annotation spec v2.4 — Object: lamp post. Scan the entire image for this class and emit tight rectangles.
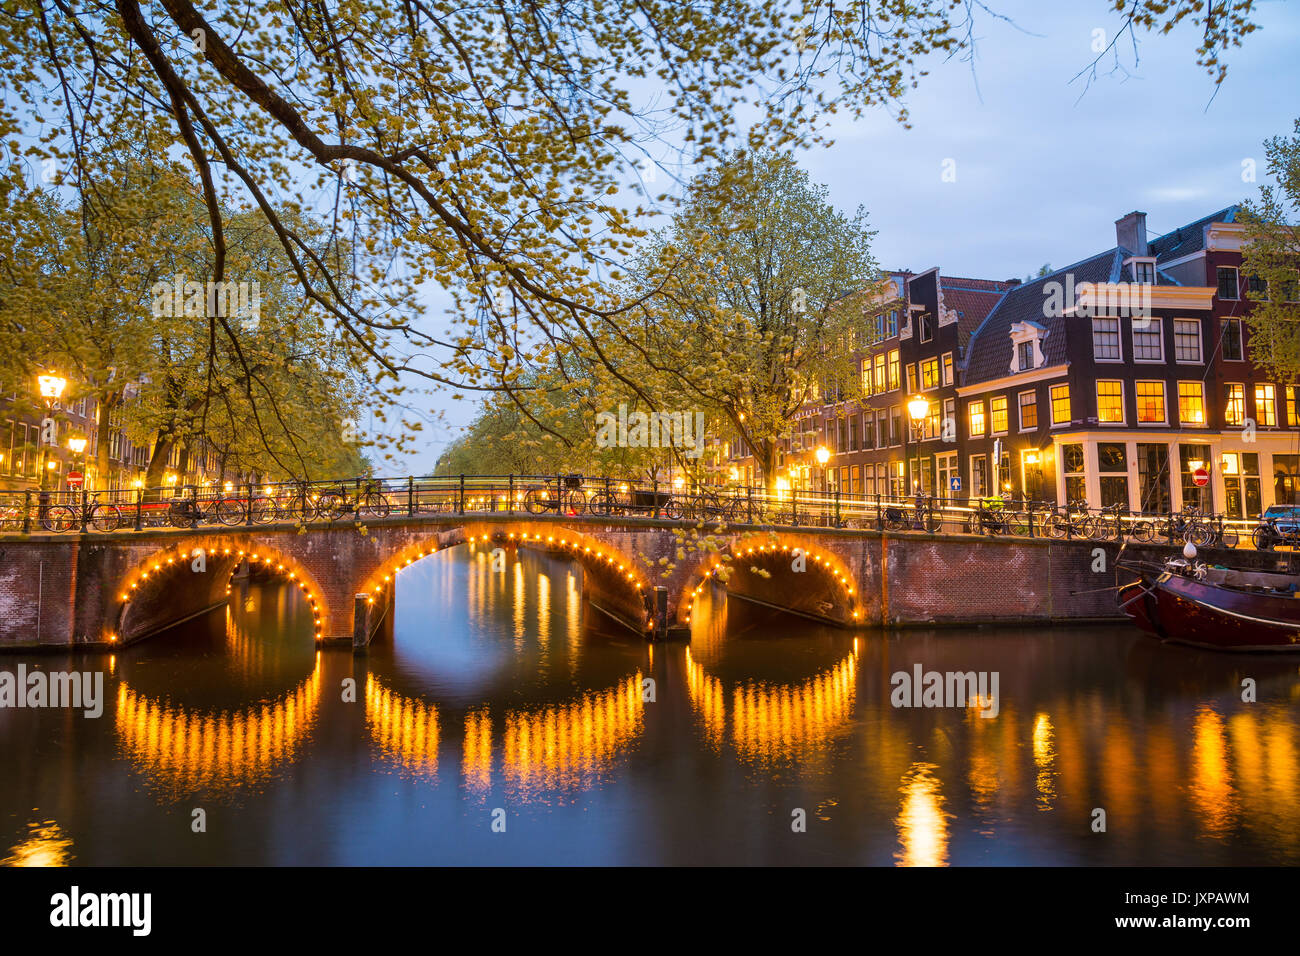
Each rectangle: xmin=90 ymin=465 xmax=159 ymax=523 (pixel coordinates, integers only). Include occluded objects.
xmin=814 ymin=444 xmax=830 ymax=494
xmin=36 ymin=373 xmax=67 ymax=492
xmin=66 ymin=435 xmax=88 ymax=492
xmin=906 ymin=396 xmax=931 ymax=494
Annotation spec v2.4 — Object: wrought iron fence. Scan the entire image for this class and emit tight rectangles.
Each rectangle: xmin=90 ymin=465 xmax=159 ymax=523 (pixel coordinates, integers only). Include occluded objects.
xmin=0 ymin=474 xmax=1275 ymax=550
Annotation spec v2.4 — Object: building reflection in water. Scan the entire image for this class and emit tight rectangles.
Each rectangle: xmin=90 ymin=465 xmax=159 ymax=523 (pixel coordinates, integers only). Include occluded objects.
xmin=895 ymin=762 xmax=950 ymax=867
xmin=114 ymin=658 xmax=322 ymax=801
xmin=1 ymin=820 xmax=74 ymax=866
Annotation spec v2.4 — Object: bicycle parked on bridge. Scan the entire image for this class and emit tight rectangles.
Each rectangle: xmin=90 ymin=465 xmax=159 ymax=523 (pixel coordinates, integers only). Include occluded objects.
xmin=41 ymin=491 xmax=123 ymax=533
xmin=313 ymin=481 xmax=393 ymax=520
xmin=523 ymin=475 xmax=590 ymax=516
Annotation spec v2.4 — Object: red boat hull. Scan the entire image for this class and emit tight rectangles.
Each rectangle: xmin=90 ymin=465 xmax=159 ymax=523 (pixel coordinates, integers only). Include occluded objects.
xmin=1119 ymin=571 xmax=1300 ymax=652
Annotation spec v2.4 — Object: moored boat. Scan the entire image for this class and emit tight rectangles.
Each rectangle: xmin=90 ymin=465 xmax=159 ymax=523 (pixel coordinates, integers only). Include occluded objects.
xmin=1118 ymin=558 xmax=1300 ymax=652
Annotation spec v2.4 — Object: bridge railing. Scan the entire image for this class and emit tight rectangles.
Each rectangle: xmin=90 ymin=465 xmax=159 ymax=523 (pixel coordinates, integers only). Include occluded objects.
xmin=0 ymin=474 xmax=1271 ymax=550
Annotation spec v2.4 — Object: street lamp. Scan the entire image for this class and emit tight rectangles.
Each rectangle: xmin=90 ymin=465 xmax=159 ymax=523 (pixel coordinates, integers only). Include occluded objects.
xmin=36 ymin=373 xmax=67 ymax=492
xmin=906 ymin=396 xmax=931 ymax=494
xmin=66 ymin=435 xmax=88 ymax=493
xmin=814 ymin=444 xmax=830 ymax=493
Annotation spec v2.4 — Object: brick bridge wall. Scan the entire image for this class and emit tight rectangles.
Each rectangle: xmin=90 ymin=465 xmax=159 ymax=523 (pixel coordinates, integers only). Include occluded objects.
xmin=0 ymin=514 xmax=1275 ymax=650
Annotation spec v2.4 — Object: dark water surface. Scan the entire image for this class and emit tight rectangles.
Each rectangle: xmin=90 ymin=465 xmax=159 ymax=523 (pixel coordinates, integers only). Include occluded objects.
xmin=2 ymin=543 xmax=1297 ymax=865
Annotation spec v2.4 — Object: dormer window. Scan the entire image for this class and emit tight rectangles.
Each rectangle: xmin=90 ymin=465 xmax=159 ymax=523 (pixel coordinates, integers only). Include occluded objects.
xmin=1130 ymin=258 xmax=1156 ymax=284
xmin=1008 ymin=321 xmax=1048 ymax=374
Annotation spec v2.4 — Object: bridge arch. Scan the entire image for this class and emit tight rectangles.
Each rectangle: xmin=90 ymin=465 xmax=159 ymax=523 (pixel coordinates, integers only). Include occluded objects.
xmin=357 ymin=523 xmax=654 ymax=636
xmin=676 ymin=534 xmax=866 ymax=629
xmin=111 ymin=539 xmax=331 ymax=645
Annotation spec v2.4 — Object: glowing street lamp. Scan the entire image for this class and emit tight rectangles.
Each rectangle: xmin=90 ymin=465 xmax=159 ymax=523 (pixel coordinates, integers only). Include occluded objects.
xmin=814 ymin=445 xmax=830 ymax=466
xmin=66 ymin=435 xmax=88 ymax=455
xmin=906 ymin=396 xmax=932 ymax=494
xmin=37 ymin=374 xmax=67 ymax=404
xmin=36 ymin=373 xmax=68 ymax=492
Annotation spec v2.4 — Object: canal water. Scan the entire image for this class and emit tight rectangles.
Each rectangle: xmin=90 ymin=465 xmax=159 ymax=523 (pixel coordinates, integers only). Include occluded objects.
xmin=1 ymin=543 xmax=1297 ymax=865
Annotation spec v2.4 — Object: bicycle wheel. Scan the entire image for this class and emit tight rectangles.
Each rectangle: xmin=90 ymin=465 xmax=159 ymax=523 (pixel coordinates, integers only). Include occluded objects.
xmin=249 ymin=496 xmax=279 ymax=524
xmin=659 ymin=497 xmax=683 ymax=520
xmin=1252 ymin=527 xmax=1274 ymax=551
xmin=89 ymin=503 xmax=121 ymax=533
xmin=315 ymin=491 xmax=348 ymax=520
xmin=1187 ymin=523 xmax=1214 ymax=547
xmin=214 ymin=498 xmax=245 ymax=526
xmin=562 ymin=489 xmax=588 ymax=516
xmin=42 ymin=504 xmax=79 ymax=533
xmin=523 ymin=488 xmax=550 ymax=515
xmin=1220 ymin=527 xmax=1239 ymax=548
xmin=359 ymin=492 xmax=392 ymax=518
xmin=587 ymin=491 xmax=614 ymax=516
xmin=1129 ymin=519 xmax=1154 ymax=542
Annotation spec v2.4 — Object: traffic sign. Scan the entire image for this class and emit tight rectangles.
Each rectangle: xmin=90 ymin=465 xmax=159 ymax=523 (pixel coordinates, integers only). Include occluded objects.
xmin=1193 ymin=467 xmax=1209 ymax=487
xmin=66 ymin=471 xmax=83 ymax=489
xmin=949 ymin=476 xmax=962 ymax=492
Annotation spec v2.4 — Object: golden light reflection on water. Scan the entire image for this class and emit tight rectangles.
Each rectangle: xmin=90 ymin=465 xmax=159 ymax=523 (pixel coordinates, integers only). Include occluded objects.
xmin=366 ymin=675 xmax=440 ymax=778
xmin=456 ymin=675 xmax=644 ymax=798
xmin=1190 ymin=704 xmax=1238 ymax=838
xmin=114 ymin=661 xmax=323 ymax=800
xmin=1 ymin=820 xmax=74 ymax=866
xmin=685 ymin=647 xmax=857 ymax=763
xmin=895 ymin=762 xmax=949 ymax=867
xmin=1032 ymin=712 xmax=1057 ymax=811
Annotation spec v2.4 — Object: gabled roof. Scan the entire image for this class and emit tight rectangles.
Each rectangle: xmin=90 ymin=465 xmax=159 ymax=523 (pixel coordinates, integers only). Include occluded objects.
xmin=1148 ymin=205 xmax=1238 ymax=262
xmin=962 ymin=249 xmax=1122 ymax=385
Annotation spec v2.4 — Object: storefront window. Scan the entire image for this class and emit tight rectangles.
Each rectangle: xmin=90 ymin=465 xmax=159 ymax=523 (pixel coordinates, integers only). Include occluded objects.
xmin=1062 ymin=442 xmax=1086 ymax=504
xmin=1136 ymin=443 xmax=1171 ymax=514
xmin=1098 ymin=442 xmax=1128 ymax=509
xmin=1179 ymin=443 xmax=1212 ymax=512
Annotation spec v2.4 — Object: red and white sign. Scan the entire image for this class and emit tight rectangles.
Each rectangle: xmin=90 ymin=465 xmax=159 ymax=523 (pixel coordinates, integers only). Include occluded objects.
xmin=1192 ymin=467 xmax=1210 ymax=487
xmin=66 ymin=471 xmax=84 ymax=489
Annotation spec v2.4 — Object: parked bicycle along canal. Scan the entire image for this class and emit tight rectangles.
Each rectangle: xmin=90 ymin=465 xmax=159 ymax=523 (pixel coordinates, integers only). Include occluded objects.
xmin=1 ymin=543 xmax=1296 ymax=865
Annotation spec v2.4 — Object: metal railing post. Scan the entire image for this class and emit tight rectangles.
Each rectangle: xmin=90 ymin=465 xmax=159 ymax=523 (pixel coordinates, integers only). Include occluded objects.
xmin=458 ymin=474 xmax=465 ymax=514
xmin=245 ymin=483 xmax=254 ymax=526
xmin=134 ymin=487 xmax=143 ymax=531
xmin=408 ymin=477 xmax=415 ymax=516
xmin=746 ymin=485 xmax=753 ymax=524
xmin=22 ymin=490 xmax=31 ymax=534
xmin=508 ymin=475 xmax=514 ymax=515
xmin=834 ymin=486 xmax=841 ymax=527
xmin=652 ymin=478 xmax=659 ymax=518
xmin=792 ymin=490 xmax=799 ymax=527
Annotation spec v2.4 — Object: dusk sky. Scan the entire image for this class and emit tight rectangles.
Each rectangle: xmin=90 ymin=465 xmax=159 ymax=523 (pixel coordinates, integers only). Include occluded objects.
xmin=407 ymin=0 xmax=1299 ymax=474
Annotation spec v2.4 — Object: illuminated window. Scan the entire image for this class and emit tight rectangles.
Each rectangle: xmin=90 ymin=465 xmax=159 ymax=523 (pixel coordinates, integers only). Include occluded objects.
xmin=1255 ymin=383 xmax=1277 ymax=426
xmin=1178 ymin=382 xmax=1205 ymax=425
xmin=1135 ymin=381 xmax=1166 ymax=424
xmin=969 ymin=400 xmax=986 ymax=438
xmin=861 ymin=360 xmax=872 ymax=395
xmin=874 ymin=353 xmax=887 ymax=393
xmin=1018 ymin=390 xmax=1038 ymax=429
xmin=1132 ymin=318 xmax=1162 ymax=361
xmin=920 ymin=358 xmax=939 ymax=390
xmin=1050 ymin=384 xmax=1070 ymax=425
xmin=1289 ymin=386 xmax=1300 ymax=427
xmin=1225 ymin=383 xmax=1245 ymax=425
xmin=906 ymin=363 xmax=917 ymax=394
xmin=888 ymin=349 xmax=900 ymax=391
xmin=990 ymin=395 xmax=1008 ymax=434
xmin=1097 ymin=381 xmax=1124 ymax=423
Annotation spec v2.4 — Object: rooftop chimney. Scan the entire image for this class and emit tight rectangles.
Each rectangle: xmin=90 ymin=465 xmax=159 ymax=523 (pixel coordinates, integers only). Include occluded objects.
xmin=1115 ymin=211 xmax=1148 ymax=256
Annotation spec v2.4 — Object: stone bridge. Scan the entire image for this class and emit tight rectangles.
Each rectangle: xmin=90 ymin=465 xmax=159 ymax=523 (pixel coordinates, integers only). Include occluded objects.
xmin=0 ymin=511 xmax=1215 ymax=651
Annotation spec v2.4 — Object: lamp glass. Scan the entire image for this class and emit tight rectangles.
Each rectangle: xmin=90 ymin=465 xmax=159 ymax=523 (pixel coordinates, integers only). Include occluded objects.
xmin=67 ymin=436 xmax=87 ymax=454
xmin=37 ymin=374 xmax=67 ymax=401
xmin=814 ymin=445 xmax=830 ymax=465
xmin=907 ymin=397 xmax=929 ymax=422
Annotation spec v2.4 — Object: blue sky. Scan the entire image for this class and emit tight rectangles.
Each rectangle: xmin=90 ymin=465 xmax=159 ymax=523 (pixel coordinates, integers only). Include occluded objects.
xmin=405 ymin=0 xmax=1300 ymax=474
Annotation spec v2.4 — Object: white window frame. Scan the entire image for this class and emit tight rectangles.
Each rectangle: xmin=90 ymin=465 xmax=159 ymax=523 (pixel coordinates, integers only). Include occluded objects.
xmin=990 ymin=394 xmax=1009 ymax=437
xmin=1134 ymin=379 xmax=1168 ymax=426
xmin=1172 ymin=318 xmax=1203 ymax=364
xmin=1091 ymin=316 xmax=1123 ymax=363
xmin=941 ymin=351 xmax=954 ymax=387
xmin=1176 ymin=380 xmax=1207 ymax=427
xmin=1017 ymin=389 xmax=1038 ymax=432
xmin=968 ymin=399 xmax=987 ymax=439
xmin=1096 ymin=379 xmax=1126 ymax=426
xmin=1049 ymin=383 xmax=1071 ymax=427
xmin=1131 ymin=316 xmax=1164 ymax=363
